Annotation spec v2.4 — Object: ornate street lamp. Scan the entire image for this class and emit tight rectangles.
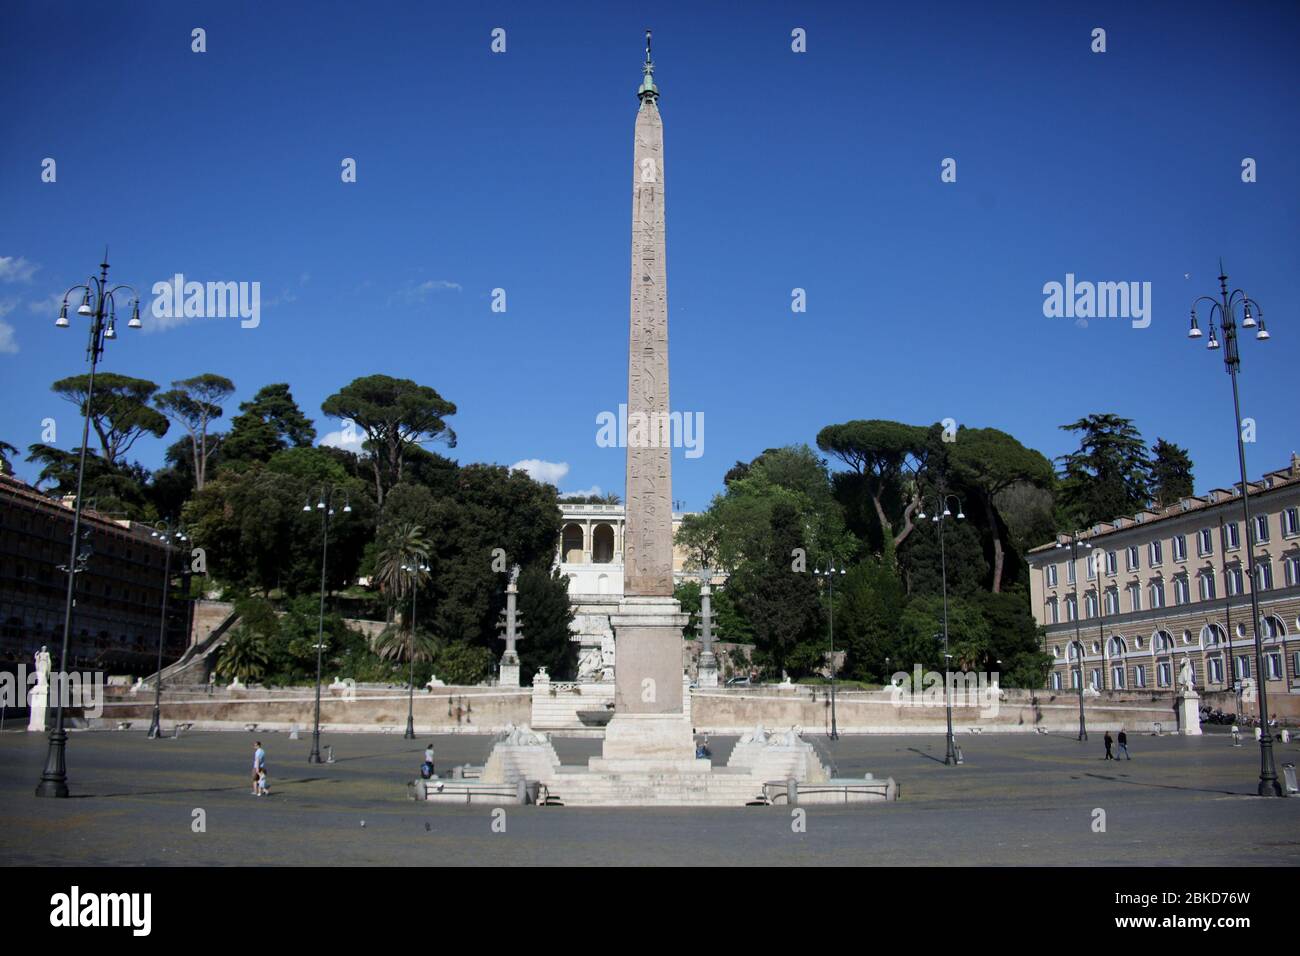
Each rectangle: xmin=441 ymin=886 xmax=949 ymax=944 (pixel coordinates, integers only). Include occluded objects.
xmin=1056 ymin=531 xmax=1092 ymax=741
xmin=919 ymin=491 xmax=965 ymax=765
xmin=814 ymin=563 xmax=846 ymax=740
xmin=147 ymin=520 xmax=187 ymax=738
xmin=304 ymin=485 xmax=350 ymax=763
xmin=37 ymin=254 xmax=142 ymax=798
xmin=400 ymin=559 xmax=430 ymax=739
xmin=1187 ymin=263 xmax=1282 ymax=797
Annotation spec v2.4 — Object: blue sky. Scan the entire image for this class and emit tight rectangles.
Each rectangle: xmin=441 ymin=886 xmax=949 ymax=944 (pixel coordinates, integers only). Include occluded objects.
xmin=2 ymin=0 xmax=1297 ymax=510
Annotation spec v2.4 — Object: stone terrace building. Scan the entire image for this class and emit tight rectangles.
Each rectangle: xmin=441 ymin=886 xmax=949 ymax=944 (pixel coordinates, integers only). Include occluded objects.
xmin=0 ymin=473 xmax=190 ymax=677
xmin=1027 ymin=456 xmax=1300 ymax=716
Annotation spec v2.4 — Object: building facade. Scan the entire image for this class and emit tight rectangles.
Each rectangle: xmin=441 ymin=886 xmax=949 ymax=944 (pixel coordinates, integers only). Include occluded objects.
xmin=0 ymin=473 xmax=191 ymax=679
xmin=555 ymin=502 xmax=694 ymax=598
xmin=555 ymin=502 xmax=697 ymax=682
xmin=1027 ymin=456 xmax=1300 ymax=713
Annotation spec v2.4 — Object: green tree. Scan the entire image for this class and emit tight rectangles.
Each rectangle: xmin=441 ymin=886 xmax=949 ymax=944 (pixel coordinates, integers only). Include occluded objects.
xmin=51 ymin=373 xmax=169 ymax=466
xmin=1056 ymin=414 xmax=1152 ymax=528
xmin=948 ymin=427 xmax=1055 ymax=592
xmin=431 ymin=643 xmax=494 ymax=685
xmin=183 ymin=447 xmax=373 ymax=596
xmin=374 ymin=521 xmax=431 ymax=623
xmin=517 ymin=563 xmax=577 ymax=680
xmin=1149 ymin=438 xmax=1195 ymax=508
xmin=895 ymin=595 xmax=991 ymax=674
xmin=900 ymin=513 xmax=988 ymax=599
xmin=816 ymin=420 xmax=928 ymax=552
xmin=678 ymin=445 xmax=851 ymax=575
xmin=153 ymin=373 xmax=235 ymax=489
xmin=421 ymin=463 xmax=561 ymax=646
xmin=735 ymin=500 xmax=824 ymax=677
xmin=835 ymin=542 xmax=905 ymax=681
xmin=215 ymin=629 xmax=271 ymax=683
xmin=220 ymin=383 xmax=317 ymax=467
xmin=969 ymin=591 xmax=1053 ymax=689
xmin=374 ymin=624 xmax=440 ymax=673
xmin=24 ymin=443 xmax=154 ymax=519
xmin=321 ymin=374 xmax=457 ymax=505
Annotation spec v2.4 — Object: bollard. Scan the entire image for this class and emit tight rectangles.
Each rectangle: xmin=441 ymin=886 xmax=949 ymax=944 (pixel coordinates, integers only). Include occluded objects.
xmin=955 ymin=745 xmax=964 ymax=765
xmin=1283 ymin=764 xmax=1298 ymax=796
xmin=517 ymin=779 xmax=528 ymax=805
xmin=1232 ymin=726 xmax=1242 ymax=747
xmin=325 ymin=744 xmax=335 ymax=763
xmin=289 ymin=724 xmax=300 ymax=740
xmin=786 ymin=777 xmax=798 ymax=807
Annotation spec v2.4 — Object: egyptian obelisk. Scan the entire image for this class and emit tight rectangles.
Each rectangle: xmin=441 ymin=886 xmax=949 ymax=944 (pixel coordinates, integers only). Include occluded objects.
xmin=596 ymin=32 xmax=698 ymax=768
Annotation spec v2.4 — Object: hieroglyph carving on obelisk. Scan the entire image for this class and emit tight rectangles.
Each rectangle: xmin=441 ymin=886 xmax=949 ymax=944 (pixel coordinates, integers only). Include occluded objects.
xmin=624 ymin=30 xmax=675 ymax=598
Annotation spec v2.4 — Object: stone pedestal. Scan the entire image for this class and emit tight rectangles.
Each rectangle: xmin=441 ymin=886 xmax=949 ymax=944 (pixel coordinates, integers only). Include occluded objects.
xmin=499 ymin=651 xmax=520 ymax=689
xmin=1177 ymin=691 xmax=1202 ymax=736
xmin=596 ymin=595 xmax=695 ymax=768
xmin=697 ymin=651 xmax=719 ymax=689
xmin=27 ymin=684 xmax=48 ymax=732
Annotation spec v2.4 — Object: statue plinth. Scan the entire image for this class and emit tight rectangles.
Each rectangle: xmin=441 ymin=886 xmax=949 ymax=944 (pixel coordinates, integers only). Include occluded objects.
xmin=499 ymin=651 xmax=521 ymax=688
xmin=697 ymin=651 xmax=719 ymax=688
xmin=1177 ymin=689 xmax=1202 ymax=736
xmin=597 ymin=596 xmax=697 ymax=767
xmin=27 ymin=684 xmax=49 ymax=732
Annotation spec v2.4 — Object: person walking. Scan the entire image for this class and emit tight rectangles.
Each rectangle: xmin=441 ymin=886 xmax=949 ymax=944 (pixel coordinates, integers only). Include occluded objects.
xmin=1103 ymin=731 xmax=1114 ymax=760
xmin=1117 ymin=728 xmax=1131 ymax=760
xmin=421 ymin=743 xmax=435 ymax=779
xmin=252 ymin=740 xmax=266 ymax=794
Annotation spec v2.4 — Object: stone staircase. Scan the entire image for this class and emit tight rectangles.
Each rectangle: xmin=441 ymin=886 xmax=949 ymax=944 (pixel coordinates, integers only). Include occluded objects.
xmin=544 ymin=765 xmax=767 ymax=806
xmin=147 ymin=601 xmax=240 ymax=688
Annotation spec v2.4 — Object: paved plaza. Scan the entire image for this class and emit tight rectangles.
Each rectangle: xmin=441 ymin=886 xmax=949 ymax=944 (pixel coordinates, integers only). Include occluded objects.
xmin=1 ymin=729 xmax=1298 ymax=866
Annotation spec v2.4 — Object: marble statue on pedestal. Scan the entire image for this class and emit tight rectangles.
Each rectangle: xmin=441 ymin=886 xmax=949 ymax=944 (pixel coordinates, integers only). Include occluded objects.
xmin=27 ymin=645 xmax=51 ymax=732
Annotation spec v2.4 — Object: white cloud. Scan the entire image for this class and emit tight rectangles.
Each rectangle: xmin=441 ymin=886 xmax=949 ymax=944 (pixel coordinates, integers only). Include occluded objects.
xmin=511 ymin=459 xmax=569 ymax=485
xmin=389 ymin=278 xmax=462 ymax=306
xmin=560 ymin=485 xmax=604 ymax=499
xmin=320 ymin=425 xmax=366 ymax=455
xmin=0 ymin=320 xmax=16 ymax=354
xmin=27 ymin=292 xmax=62 ymax=316
xmin=0 ymin=257 xmax=38 ymax=283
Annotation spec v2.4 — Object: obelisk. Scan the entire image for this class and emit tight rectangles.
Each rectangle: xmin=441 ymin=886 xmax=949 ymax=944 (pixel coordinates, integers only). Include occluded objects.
xmin=596 ymin=32 xmax=697 ymax=768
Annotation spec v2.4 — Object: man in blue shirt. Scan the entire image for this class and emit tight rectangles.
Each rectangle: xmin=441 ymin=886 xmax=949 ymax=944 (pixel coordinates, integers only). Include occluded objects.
xmin=253 ymin=741 xmax=265 ymax=794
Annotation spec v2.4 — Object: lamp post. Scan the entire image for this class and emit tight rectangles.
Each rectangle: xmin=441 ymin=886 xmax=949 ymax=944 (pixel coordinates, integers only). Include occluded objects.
xmin=1187 ymin=263 xmax=1282 ymax=797
xmin=1056 ymin=531 xmax=1092 ymax=741
xmin=36 ymin=255 xmax=142 ymax=798
xmin=400 ymin=559 xmax=429 ymax=739
xmin=918 ymin=491 xmax=964 ymax=765
xmin=147 ymin=520 xmax=187 ymax=739
xmin=304 ymin=485 xmax=350 ymax=763
xmin=814 ymin=563 xmax=845 ymax=740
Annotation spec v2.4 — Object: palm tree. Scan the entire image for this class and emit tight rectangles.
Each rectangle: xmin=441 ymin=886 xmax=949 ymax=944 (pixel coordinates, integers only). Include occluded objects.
xmin=215 ymin=629 xmax=270 ymax=683
xmin=375 ymin=522 xmax=432 ymax=736
xmin=374 ymin=522 xmax=431 ymax=619
xmin=374 ymin=624 xmax=441 ymax=669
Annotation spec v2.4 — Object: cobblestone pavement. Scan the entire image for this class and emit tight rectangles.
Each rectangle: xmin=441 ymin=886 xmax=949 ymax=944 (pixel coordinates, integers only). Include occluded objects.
xmin=2 ymin=729 xmax=1297 ymax=865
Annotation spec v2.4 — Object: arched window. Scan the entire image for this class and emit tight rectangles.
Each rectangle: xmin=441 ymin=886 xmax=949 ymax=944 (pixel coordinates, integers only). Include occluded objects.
xmin=1152 ymin=630 xmax=1174 ymax=654
xmin=561 ymin=524 xmax=585 ymax=563
xmin=1261 ymin=615 xmax=1286 ymax=640
xmin=1200 ymin=623 xmax=1226 ymax=647
xmin=591 ymin=524 xmax=615 ymax=564
xmin=1107 ymin=636 xmax=1127 ymax=657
